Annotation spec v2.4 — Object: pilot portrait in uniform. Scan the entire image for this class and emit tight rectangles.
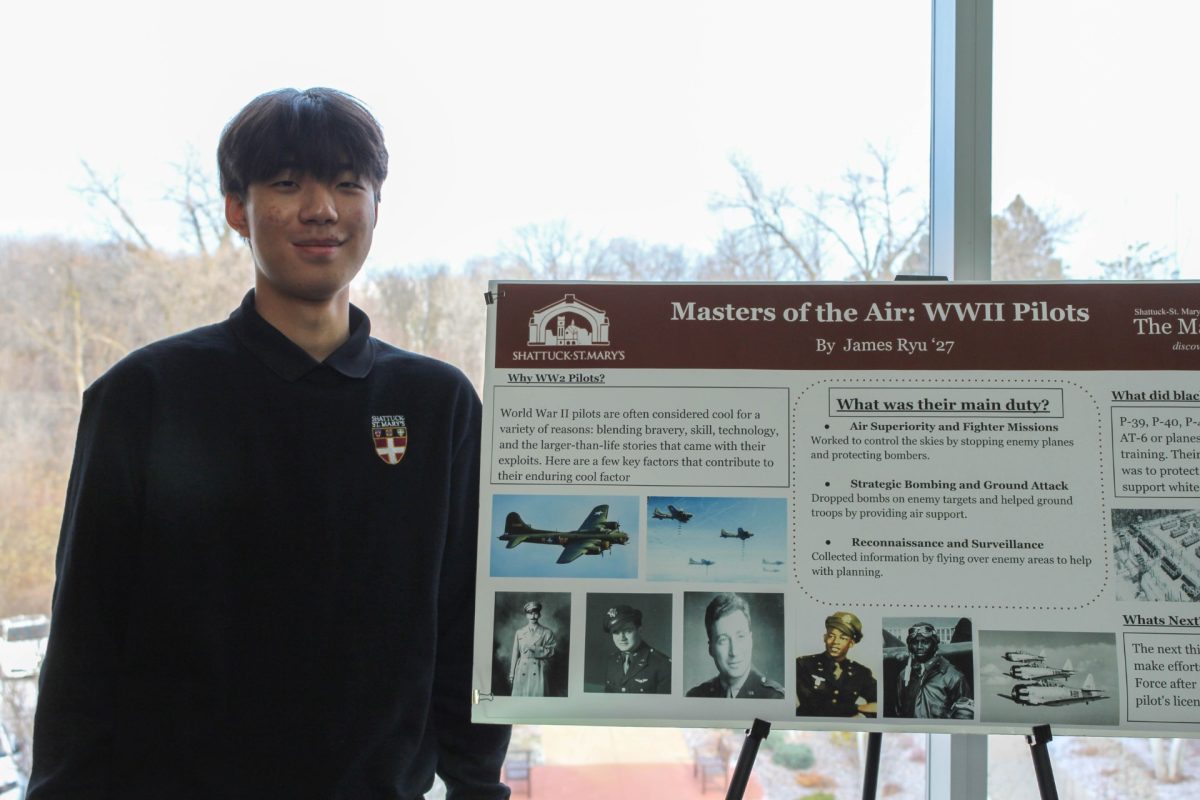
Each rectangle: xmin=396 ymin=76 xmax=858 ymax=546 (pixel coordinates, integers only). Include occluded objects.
xmin=890 ymin=621 xmax=974 ymax=719
xmin=492 ymin=591 xmax=570 ymax=697
xmin=795 ymin=611 xmax=878 ymax=717
xmin=509 ymin=601 xmax=557 ymax=697
xmin=583 ymin=593 xmax=672 ymax=694
xmin=686 ymin=592 xmax=784 ymax=699
xmin=601 ymin=605 xmax=671 ymax=694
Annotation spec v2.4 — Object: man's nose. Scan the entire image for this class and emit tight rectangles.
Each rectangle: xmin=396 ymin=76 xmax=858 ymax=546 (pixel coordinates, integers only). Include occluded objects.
xmin=300 ymin=184 xmax=338 ymax=223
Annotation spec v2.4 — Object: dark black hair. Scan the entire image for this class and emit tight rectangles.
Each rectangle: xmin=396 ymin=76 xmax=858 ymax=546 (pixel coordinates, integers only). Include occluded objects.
xmin=218 ymin=87 xmax=388 ymax=201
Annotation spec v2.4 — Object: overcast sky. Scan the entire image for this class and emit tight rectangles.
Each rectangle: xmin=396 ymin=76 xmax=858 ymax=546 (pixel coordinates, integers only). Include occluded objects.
xmin=3 ymin=1 xmax=1195 ymax=279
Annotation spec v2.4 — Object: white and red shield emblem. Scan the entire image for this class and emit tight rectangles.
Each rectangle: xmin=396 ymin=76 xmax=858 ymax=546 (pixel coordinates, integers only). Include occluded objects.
xmin=371 ymin=415 xmax=408 ymax=465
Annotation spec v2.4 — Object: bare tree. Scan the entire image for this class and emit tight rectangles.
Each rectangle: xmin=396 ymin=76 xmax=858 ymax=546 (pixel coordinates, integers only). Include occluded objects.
xmin=166 ymin=147 xmax=239 ymax=260
xmin=360 ymin=264 xmax=488 ymax=387
xmin=78 ymin=160 xmax=155 ymax=252
xmin=713 ymin=147 xmax=927 ymax=281
xmin=710 ymin=155 xmax=827 ymax=281
xmin=826 ymin=146 xmax=928 ymax=281
xmin=991 ymin=195 xmax=1075 ymax=281
xmin=1099 ymin=241 xmax=1177 ymax=281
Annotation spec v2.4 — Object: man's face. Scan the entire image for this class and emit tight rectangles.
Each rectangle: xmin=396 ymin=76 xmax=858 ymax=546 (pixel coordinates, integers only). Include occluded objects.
xmin=908 ymin=635 xmax=936 ymax=662
xmin=708 ymin=610 xmax=753 ymax=682
xmin=525 ymin=610 xmax=540 ymax=625
xmin=225 ymin=168 xmax=378 ymax=307
xmin=611 ymin=622 xmax=641 ymax=653
xmin=823 ymin=627 xmax=854 ymax=661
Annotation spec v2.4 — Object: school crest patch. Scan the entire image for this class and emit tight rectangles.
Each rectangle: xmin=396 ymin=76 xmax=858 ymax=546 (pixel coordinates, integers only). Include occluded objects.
xmin=371 ymin=415 xmax=408 ymax=465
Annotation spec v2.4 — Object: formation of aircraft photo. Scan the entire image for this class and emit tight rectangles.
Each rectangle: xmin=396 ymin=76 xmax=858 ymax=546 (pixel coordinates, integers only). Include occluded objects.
xmin=996 ymin=648 xmax=1108 ymax=707
xmin=500 ymin=504 xmax=629 ymax=564
xmin=651 ymin=504 xmax=693 ymax=523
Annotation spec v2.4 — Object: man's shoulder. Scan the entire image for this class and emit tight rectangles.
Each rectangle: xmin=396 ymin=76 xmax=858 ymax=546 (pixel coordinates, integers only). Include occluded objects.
xmin=685 ymin=676 xmax=724 ymax=697
xmin=88 ymin=321 xmax=234 ymax=395
xmin=370 ymin=340 xmax=475 ymax=388
xmin=643 ymin=644 xmax=671 ymax=666
xmin=744 ymin=669 xmax=785 ymax=699
xmin=796 ymin=652 xmax=828 ymax=669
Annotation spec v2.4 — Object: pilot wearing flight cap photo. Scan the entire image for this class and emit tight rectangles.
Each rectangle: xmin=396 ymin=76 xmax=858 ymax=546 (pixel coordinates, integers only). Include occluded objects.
xmin=602 ymin=604 xmax=671 ymax=694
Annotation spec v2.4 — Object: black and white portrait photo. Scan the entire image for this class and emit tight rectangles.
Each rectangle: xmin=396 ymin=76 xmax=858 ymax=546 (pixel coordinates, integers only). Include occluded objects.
xmin=683 ymin=591 xmax=785 ymax=699
xmin=882 ymin=616 xmax=975 ymax=720
xmin=583 ymin=592 xmax=673 ymax=695
xmin=491 ymin=591 xmax=571 ymax=698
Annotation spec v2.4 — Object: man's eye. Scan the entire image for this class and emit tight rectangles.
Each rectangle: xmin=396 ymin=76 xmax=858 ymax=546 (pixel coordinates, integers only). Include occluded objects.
xmin=272 ymin=180 xmax=298 ymax=189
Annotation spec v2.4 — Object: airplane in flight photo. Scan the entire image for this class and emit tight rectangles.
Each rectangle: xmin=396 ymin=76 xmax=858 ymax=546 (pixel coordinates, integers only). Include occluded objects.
xmin=500 ymin=504 xmax=630 ymax=564
xmin=652 ymin=504 xmax=693 ymax=523
xmin=1002 ymin=673 xmax=1109 ymax=707
xmin=719 ymin=527 xmax=754 ymax=541
xmin=1007 ymin=660 xmax=1075 ymax=683
xmin=1003 ymin=650 xmax=1046 ymax=665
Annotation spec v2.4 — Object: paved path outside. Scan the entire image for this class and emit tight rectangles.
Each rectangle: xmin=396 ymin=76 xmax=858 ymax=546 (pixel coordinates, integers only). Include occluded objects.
xmin=519 ymin=725 xmax=762 ymax=798
xmin=540 ymin=724 xmax=694 ymax=764
xmin=516 ymin=763 xmax=762 ymax=799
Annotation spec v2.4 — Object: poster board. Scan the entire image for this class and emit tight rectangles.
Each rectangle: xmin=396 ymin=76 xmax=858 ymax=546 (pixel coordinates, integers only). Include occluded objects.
xmin=470 ymin=280 xmax=1200 ymax=736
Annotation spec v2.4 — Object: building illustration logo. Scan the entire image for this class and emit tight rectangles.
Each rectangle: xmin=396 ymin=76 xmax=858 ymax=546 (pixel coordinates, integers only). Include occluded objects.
xmin=371 ymin=414 xmax=408 ymax=465
xmin=527 ymin=294 xmax=611 ymax=347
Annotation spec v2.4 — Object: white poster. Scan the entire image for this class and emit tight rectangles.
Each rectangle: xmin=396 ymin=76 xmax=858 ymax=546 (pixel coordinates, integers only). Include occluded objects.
xmin=471 ymin=281 xmax=1200 ymax=736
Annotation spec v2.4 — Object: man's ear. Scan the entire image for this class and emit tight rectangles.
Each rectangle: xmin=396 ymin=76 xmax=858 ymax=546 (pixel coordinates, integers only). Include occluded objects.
xmin=225 ymin=193 xmax=250 ymax=238
xmin=373 ymin=199 xmax=380 ymax=229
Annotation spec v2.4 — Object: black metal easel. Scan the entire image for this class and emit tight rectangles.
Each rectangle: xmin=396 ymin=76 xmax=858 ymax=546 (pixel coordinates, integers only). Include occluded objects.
xmin=861 ymin=731 xmax=883 ymax=799
xmin=1026 ymin=724 xmax=1060 ymax=799
xmin=725 ymin=718 xmax=771 ymax=800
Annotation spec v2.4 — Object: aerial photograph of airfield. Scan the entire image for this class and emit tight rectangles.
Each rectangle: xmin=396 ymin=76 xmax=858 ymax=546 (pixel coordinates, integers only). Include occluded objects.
xmin=1112 ymin=508 xmax=1200 ymax=602
xmin=645 ymin=495 xmax=788 ymax=583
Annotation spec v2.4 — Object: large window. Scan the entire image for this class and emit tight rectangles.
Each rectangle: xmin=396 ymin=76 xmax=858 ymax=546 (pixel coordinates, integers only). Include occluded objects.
xmin=991 ymin=0 xmax=1198 ymax=282
xmin=3 ymin=1 xmax=1194 ymax=797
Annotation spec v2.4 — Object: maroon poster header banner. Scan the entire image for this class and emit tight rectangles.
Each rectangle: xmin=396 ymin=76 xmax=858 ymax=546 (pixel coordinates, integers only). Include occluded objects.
xmin=492 ymin=281 xmax=1200 ymax=371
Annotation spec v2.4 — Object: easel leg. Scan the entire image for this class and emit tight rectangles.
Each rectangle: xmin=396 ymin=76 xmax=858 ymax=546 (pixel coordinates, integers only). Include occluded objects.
xmin=862 ymin=731 xmax=882 ymax=800
xmin=1026 ymin=724 xmax=1060 ymax=800
xmin=725 ymin=718 xmax=772 ymax=800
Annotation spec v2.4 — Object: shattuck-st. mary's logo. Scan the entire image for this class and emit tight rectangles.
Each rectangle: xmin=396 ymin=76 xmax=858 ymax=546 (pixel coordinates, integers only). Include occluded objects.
xmin=371 ymin=415 xmax=408 ymax=465
xmin=527 ymin=294 xmax=611 ymax=346
xmin=514 ymin=293 xmax=625 ymax=362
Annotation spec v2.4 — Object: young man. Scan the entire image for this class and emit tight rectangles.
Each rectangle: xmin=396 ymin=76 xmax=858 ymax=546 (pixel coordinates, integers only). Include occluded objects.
xmin=29 ymin=88 xmax=510 ymax=799
xmin=601 ymin=604 xmax=670 ymax=694
xmin=685 ymin=593 xmax=783 ymax=699
xmin=794 ymin=611 xmax=877 ymax=718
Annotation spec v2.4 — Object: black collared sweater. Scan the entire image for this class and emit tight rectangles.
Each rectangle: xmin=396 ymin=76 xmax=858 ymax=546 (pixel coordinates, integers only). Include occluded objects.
xmin=29 ymin=291 xmax=510 ymax=799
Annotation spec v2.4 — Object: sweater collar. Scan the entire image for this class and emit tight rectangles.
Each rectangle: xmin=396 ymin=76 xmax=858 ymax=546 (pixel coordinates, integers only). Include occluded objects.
xmin=228 ymin=289 xmax=375 ymax=381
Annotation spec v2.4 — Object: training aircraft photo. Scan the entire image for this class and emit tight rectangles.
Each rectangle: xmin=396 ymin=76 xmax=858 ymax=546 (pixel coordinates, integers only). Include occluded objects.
xmin=1007 ymin=660 xmax=1075 ymax=683
xmin=1003 ymin=674 xmax=1109 ymax=706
